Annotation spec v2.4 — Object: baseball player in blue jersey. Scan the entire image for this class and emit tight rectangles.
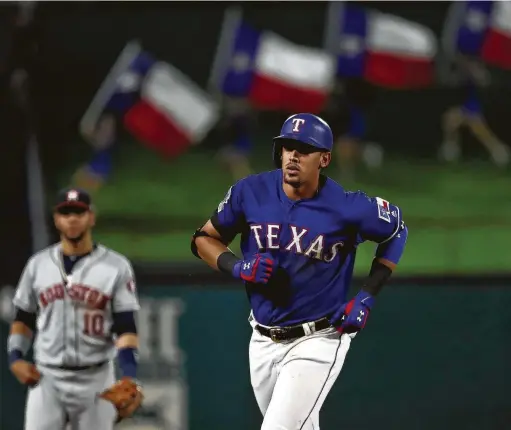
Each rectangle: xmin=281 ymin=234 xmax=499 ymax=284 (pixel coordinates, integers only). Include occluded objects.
xmin=191 ymin=113 xmax=408 ymax=430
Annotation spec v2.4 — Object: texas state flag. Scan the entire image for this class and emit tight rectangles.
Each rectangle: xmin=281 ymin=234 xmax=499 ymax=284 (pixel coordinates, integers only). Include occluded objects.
xmin=324 ymin=2 xmax=437 ymax=88
xmin=209 ymin=8 xmax=335 ymax=114
xmin=80 ymin=41 xmax=219 ymax=158
xmin=446 ymin=1 xmax=511 ymax=70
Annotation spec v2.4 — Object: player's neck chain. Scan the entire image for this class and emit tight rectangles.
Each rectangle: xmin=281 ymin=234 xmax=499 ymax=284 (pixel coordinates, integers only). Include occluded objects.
xmin=56 ymin=243 xmax=98 ymax=287
xmin=56 ymin=254 xmax=73 ymax=287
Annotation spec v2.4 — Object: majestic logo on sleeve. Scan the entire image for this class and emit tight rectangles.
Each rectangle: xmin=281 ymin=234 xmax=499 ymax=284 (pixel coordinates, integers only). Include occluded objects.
xmin=291 ymin=118 xmax=305 ymax=132
xmin=250 ymin=224 xmax=345 ymax=262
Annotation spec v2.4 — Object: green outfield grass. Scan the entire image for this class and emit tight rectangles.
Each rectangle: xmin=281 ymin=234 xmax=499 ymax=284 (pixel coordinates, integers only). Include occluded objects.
xmin=61 ymin=140 xmax=511 ymax=274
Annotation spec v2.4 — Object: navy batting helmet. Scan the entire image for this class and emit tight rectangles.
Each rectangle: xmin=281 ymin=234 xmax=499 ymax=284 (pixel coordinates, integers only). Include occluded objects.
xmin=272 ymin=113 xmax=333 ymax=168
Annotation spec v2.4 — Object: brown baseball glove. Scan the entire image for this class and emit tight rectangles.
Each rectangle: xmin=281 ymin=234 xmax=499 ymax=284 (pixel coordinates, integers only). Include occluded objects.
xmin=99 ymin=377 xmax=143 ymax=422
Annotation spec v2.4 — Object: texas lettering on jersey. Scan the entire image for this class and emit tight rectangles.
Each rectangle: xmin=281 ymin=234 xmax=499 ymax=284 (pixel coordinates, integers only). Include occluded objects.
xmin=249 ymin=224 xmax=345 ymax=263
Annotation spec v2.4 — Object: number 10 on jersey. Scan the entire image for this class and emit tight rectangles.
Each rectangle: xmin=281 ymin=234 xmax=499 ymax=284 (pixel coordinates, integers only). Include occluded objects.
xmin=83 ymin=311 xmax=105 ymax=337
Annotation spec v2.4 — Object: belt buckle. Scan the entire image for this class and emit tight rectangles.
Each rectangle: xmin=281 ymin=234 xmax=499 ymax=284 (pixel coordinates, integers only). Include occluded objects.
xmin=269 ymin=327 xmax=286 ymax=343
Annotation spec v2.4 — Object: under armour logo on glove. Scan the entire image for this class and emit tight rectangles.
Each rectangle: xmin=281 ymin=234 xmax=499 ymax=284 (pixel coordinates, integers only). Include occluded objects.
xmin=232 ymin=252 xmax=275 ymax=284
xmin=330 ymin=291 xmax=375 ymax=334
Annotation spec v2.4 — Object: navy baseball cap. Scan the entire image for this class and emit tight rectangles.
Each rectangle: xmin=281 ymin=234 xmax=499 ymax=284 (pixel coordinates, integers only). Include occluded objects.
xmin=54 ymin=188 xmax=92 ymax=212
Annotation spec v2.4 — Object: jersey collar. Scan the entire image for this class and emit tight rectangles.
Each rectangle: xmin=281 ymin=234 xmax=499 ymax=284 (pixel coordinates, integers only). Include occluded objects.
xmin=50 ymin=242 xmax=106 ymax=262
xmin=277 ymin=171 xmax=329 ymax=204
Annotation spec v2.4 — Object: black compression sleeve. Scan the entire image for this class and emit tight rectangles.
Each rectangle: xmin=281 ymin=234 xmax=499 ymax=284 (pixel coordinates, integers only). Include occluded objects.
xmin=14 ymin=308 xmax=36 ymax=331
xmin=362 ymin=260 xmax=392 ymax=296
xmin=217 ymin=251 xmax=240 ymax=275
xmin=111 ymin=311 xmax=137 ymax=336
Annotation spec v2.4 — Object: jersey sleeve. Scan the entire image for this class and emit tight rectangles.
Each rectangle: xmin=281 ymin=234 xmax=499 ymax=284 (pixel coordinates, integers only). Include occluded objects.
xmin=354 ymin=192 xmax=404 ymax=244
xmin=12 ymin=258 xmax=38 ymax=313
xmin=112 ymin=259 xmax=140 ymax=313
xmin=210 ymin=180 xmax=246 ymax=242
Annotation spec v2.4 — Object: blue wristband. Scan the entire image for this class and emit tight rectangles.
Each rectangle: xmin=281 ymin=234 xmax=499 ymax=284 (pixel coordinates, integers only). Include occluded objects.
xmin=8 ymin=350 xmax=23 ymax=366
xmin=117 ymin=347 xmax=138 ymax=378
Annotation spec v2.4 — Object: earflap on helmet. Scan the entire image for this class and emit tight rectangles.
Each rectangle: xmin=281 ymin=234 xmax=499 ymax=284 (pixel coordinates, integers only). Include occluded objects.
xmin=272 ymin=141 xmax=283 ymax=168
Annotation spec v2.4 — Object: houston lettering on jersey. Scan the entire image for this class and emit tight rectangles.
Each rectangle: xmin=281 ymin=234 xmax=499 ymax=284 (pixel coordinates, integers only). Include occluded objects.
xmin=39 ymin=284 xmax=111 ymax=310
xmin=249 ymin=224 xmax=345 ymax=262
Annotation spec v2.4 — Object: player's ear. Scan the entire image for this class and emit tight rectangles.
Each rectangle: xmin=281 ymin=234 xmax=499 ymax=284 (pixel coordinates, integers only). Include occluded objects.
xmin=53 ymin=213 xmax=60 ymax=229
xmin=88 ymin=210 xmax=96 ymax=228
xmin=320 ymin=152 xmax=331 ymax=169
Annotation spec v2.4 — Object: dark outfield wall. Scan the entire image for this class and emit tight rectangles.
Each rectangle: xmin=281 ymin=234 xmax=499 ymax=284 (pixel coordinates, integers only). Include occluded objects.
xmin=1 ymin=283 xmax=510 ymax=430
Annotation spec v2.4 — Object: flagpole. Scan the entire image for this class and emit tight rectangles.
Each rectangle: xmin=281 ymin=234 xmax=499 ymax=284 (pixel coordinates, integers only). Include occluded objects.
xmin=207 ymin=5 xmax=242 ymax=98
xmin=79 ymin=39 xmax=142 ymax=136
xmin=26 ymin=135 xmax=49 ymax=252
xmin=441 ymin=2 xmax=465 ymax=59
xmin=323 ymin=1 xmax=341 ymax=54
xmin=438 ymin=1 xmax=465 ymax=86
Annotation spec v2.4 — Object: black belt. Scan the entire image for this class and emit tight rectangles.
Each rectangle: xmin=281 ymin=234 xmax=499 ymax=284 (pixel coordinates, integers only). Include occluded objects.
xmin=256 ymin=317 xmax=331 ymax=343
xmin=40 ymin=360 xmax=107 ymax=371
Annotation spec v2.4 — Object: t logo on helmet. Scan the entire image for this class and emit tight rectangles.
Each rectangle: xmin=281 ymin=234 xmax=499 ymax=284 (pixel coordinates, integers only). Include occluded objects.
xmin=291 ymin=118 xmax=305 ymax=132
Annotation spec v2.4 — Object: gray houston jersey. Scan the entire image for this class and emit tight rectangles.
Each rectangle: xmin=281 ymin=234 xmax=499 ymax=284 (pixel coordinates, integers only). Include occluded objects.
xmin=13 ymin=244 xmax=140 ymax=367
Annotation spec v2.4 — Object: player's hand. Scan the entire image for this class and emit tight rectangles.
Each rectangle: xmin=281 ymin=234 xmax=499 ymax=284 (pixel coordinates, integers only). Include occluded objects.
xmin=10 ymin=360 xmax=41 ymax=386
xmin=330 ymin=290 xmax=375 ymax=334
xmin=232 ymin=252 xmax=275 ymax=284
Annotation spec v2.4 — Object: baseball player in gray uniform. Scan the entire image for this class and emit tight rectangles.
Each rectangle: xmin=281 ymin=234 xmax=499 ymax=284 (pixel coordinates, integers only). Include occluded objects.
xmin=7 ymin=188 xmax=143 ymax=429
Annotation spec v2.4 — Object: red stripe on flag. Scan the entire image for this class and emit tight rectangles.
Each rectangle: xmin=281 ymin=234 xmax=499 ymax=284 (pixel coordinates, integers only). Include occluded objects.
xmin=481 ymin=29 xmax=511 ymax=70
xmin=365 ymin=51 xmax=433 ymax=89
xmin=124 ymin=100 xmax=192 ymax=158
xmin=249 ymin=74 xmax=328 ymax=114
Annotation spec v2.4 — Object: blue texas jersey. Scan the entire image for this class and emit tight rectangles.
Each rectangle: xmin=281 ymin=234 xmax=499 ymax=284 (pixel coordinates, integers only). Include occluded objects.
xmin=211 ymin=170 xmax=404 ymax=327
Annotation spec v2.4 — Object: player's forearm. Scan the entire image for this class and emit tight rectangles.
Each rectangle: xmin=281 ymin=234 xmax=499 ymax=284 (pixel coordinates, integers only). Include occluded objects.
xmin=195 ymin=236 xmax=232 ymax=271
xmin=8 ymin=321 xmax=34 ymax=365
xmin=363 ymin=226 xmax=408 ymax=296
xmin=116 ymin=333 xmax=138 ymax=349
xmin=376 ymin=258 xmax=396 ymax=271
xmin=116 ymin=334 xmax=139 ymax=379
xmin=10 ymin=321 xmax=33 ymax=338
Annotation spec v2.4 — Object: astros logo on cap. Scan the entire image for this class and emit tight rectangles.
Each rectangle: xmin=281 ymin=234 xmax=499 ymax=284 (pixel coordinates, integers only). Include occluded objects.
xmin=67 ymin=190 xmax=79 ymax=201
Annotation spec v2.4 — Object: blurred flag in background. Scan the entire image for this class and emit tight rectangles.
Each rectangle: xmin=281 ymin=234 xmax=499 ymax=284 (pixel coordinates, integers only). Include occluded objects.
xmin=81 ymin=40 xmax=219 ymax=158
xmin=443 ymin=0 xmax=511 ymax=70
xmin=209 ymin=7 xmax=335 ymax=114
xmin=324 ymin=2 xmax=437 ymax=88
